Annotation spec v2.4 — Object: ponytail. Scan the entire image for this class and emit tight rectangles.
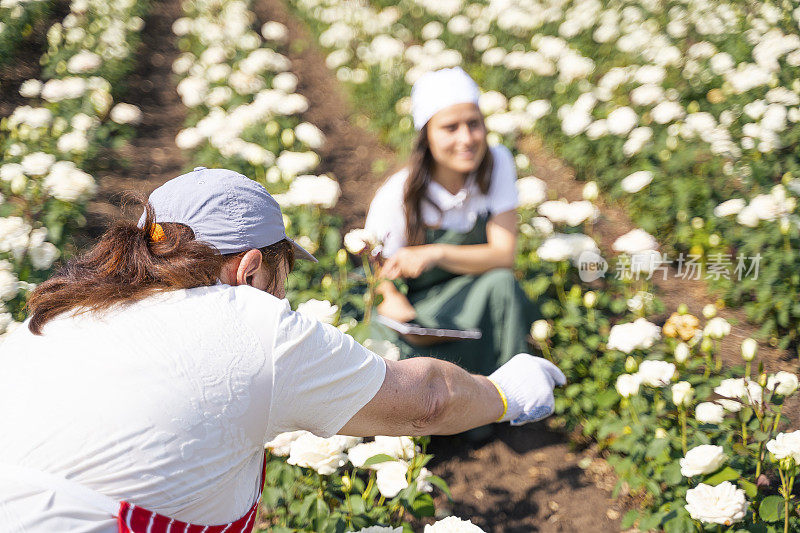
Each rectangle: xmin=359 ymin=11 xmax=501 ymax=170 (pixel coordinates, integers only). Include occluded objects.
xmin=27 ymin=198 xmax=293 ymax=335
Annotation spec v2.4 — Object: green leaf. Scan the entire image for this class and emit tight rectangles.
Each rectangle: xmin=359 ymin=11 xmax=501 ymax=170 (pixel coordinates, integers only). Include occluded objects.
xmin=347 ymin=494 xmax=365 ymax=515
xmin=410 ymin=493 xmax=435 ymax=518
xmin=362 ymin=454 xmax=396 ymax=467
xmin=621 ymin=509 xmax=639 ymax=529
xmin=702 ymin=466 xmax=741 ymax=486
xmin=759 ymin=495 xmax=785 ymax=522
xmin=426 ymin=475 xmax=452 ymax=500
xmin=739 ymin=478 xmax=758 ymax=499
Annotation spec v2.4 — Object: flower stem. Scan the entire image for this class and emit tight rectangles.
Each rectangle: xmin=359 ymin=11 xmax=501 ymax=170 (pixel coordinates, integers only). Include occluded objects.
xmin=680 ymin=407 xmax=688 ymax=455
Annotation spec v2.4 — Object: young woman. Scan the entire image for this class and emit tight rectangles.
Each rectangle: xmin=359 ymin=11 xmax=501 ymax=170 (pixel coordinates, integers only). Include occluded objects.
xmin=366 ymin=67 xmax=539 ymax=376
xmin=0 ymin=167 xmax=563 ymax=532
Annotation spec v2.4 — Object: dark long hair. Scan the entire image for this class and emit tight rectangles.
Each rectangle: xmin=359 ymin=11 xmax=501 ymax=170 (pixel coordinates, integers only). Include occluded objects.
xmin=27 ymin=199 xmax=294 ymax=335
xmin=403 ymin=125 xmax=494 ymax=246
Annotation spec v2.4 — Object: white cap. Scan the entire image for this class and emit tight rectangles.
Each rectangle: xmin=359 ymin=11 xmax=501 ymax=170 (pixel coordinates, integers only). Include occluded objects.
xmin=411 ymin=67 xmax=480 ymax=130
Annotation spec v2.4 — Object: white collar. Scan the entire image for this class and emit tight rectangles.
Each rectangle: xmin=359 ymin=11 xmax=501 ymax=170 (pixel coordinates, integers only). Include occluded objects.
xmin=426 ymin=172 xmax=478 ymax=210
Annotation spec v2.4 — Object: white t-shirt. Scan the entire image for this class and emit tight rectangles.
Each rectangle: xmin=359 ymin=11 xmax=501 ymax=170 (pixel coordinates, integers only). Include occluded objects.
xmin=365 ymin=144 xmax=518 ymax=257
xmin=0 ymin=284 xmax=386 ymax=532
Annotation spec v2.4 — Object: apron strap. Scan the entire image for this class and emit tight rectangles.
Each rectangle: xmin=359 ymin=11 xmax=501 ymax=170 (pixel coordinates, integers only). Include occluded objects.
xmin=0 ymin=462 xmax=120 ymax=517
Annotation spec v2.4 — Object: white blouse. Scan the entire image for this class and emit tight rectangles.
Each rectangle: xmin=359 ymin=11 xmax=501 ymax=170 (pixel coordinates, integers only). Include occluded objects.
xmin=365 ymin=144 xmax=519 ymax=257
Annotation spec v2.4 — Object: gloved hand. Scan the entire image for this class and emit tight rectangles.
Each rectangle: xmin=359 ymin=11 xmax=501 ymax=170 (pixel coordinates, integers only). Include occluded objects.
xmin=487 ymin=353 xmax=567 ymax=425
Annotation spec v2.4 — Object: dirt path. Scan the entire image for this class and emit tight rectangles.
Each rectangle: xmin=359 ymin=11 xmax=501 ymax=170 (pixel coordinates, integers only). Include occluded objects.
xmin=0 ymin=1 xmax=70 ymax=118
xmin=260 ymin=0 xmax=623 ymax=530
xmin=252 ymin=0 xmax=395 ymax=232
xmin=81 ymin=0 xmax=186 ymax=242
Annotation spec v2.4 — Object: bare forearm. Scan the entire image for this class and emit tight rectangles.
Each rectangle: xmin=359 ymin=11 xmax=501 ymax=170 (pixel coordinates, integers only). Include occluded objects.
xmin=433 ymin=243 xmax=514 ymax=275
xmin=422 ymin=359 xmax=504 ymax=435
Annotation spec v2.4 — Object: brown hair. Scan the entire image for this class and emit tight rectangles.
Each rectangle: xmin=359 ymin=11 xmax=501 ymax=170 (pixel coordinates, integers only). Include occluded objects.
xmin=26 ymin=199 xmax=294 ymax=335
xmin=402 ymin=124 xmax=494 ymax=246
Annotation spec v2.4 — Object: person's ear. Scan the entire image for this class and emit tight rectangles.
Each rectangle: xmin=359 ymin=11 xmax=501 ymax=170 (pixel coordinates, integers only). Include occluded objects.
xmin=235 ymin=249 xmax=263 ymax=287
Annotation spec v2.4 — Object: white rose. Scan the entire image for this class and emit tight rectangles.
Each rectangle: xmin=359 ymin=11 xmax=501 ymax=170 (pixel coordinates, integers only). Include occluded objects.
xmin=531 ymin=319 xmax=552 ymax=341
xmin=28 ymin=239 xmax=59 ymax=270
xmin=620 ymin=171 xmax=653 ymax=193
xmin=296 ymin=299 xmax=338 ymax=324
xmin=375 ymin=460 xmax=409 ymax=498
xmin=348 ymin=441 xmax=388 ymax=468
xmin=266 ymin=430 xmax=310 ymax=456
xmin=684 ymin=482 xmax=747 ymax=525
xmin=703 ymin=317 xmax=731 ymax=339
xmin=276 ymin=151 xmax=319 ymax=177
xmin=374 ymin=436 xmax=415 ymax=460
xmin=416 ymin=467 xmax=433 ymax=492
xmin=0 ymin=218 xmax=31 ymax=259
xmin=287 ymin=433 xmax=347 ymax=475
xmin=67 ymin=50 xmax=101 ymax=73
xmin=43 ymin=161 xmax=96 ymax=202
xmin=672 ymin=381 xmax=694 ymax=406
xmin=766 ymin=430 xmax=800 ymax=463
xmin=0 ymin=163 xmax=24 ymax=183
xmin=175 ymin=128 xmax=203 ymax=150
xmin=740 ymin=338 xmax=758 ymax=361
xmin=21 ymin=152 xmax=55 ymax=176
xmin=0 ymin=270 xmax=19 ymax=301
xmin=516 ymin=176 xmax=547 ymax=207
xmin=424 ymin=516 xmax=486 ymax=533
xmin=261 ymin=21 xmax=288 ymax=41
xmin=674 ymin=342 xmax=690 ymax=363
xmin=283 ymin=175 xmax=340 ymax=208
xmin=607 ymin=319 xmax=662 ymax=354
xmin=637 ymin=360 xmax=675 ymax=387
xmin=537 ymin=233 xmax=598 ymax=264
xmin=273 ymin=71 xmax=298 ymax=93
xmin=606 ymin=106 xmax=638 ymax=135
xmin=680 ymin=445 xmax=727 ymax=477
xmin=767 ymin=371 xmax=799 ymax=396
xmin=582 ymin=181 xmax=599 ymax=201
xmin=110 ymin=103 xmax=143 ymax=125
xmin=18 ymin=79 xmax=42 ymax=98
xmin=615 ymin=373 xmax=641 ymax=398
xmin=363 ymin=338 xmax=401 ymax=361
xmin=695 ymin=402 xmax=725 ymax=424
xmin=294 ymin=122 xmax=326 ymax=149
xmin=530 ymin=217 xmax=554 ymax=236
xmin=713 ymin=199 xmax=745 ymax=217
xmin=714 ymin=378 xmax=747 ymax=399
xmin=612 ymin=228 xmax=658 ymax=254
xmin=344 ymin=228 xmax=375 ymax=255
xmin=56 ymin=130 xmax=89 ymax=154
xmin=716 ymin=398 xmax=743 ymax=413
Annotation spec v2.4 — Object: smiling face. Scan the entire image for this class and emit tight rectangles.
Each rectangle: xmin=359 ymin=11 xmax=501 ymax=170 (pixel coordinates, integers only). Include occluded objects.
xmin=426 ymin=102 xmax=488 ymax=176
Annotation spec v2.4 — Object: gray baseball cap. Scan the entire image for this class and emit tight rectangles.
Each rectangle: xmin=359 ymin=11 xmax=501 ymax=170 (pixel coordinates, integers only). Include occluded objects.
xmin=143 ymin=167 xmax=317 ymax=262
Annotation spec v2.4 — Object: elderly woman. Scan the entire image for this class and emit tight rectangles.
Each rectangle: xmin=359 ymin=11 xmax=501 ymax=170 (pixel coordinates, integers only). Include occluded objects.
xmin=0 ymin=168 xmax=564 ymax=532
xmin=366 ymin=67 xmax=540 ymax=376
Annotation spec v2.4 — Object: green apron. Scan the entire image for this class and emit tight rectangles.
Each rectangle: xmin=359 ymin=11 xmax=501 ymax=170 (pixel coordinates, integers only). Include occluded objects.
xmin=371 ymin=214 xmax=540 ymax=375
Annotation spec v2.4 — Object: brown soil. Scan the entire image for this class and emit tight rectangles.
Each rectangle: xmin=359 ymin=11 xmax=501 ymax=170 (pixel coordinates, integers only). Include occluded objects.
xmin=519 ymin=136 xmax=800 ymax=420
xmin=80 ymin=0 xmax=187 ymax=243
xmin=0 ymin=1 xmax=70 ymax=118
xmin=425 ymin=423 xmax=624 ymax=532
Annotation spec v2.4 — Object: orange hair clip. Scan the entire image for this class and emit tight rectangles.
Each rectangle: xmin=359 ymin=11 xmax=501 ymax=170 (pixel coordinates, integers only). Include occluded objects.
xmin=150 ymin=223 xmax=166 ymax=242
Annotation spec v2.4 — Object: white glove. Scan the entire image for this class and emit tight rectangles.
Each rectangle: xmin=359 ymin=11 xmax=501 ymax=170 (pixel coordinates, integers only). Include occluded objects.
xmin=488 ymin=353 xmax=567 ymax=425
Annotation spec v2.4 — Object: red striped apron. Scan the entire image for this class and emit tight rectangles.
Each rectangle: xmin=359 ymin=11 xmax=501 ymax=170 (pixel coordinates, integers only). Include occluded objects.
xmin=0 ymin=451 xmax=267 ymax=533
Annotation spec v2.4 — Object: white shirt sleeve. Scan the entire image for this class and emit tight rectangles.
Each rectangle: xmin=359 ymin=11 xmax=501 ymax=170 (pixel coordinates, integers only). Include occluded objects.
xmin=487 ymin=144 xmax=519 ymax=215
xmin=365 ymin=171 xmax=408 ymax=258
xmin=266 ymin=300 xmax=387 ymax=439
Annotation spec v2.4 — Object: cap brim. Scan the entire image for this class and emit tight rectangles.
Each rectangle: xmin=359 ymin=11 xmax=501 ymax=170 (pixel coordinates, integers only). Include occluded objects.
xmin=288 ymin=238 xmax=317 ymax=262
